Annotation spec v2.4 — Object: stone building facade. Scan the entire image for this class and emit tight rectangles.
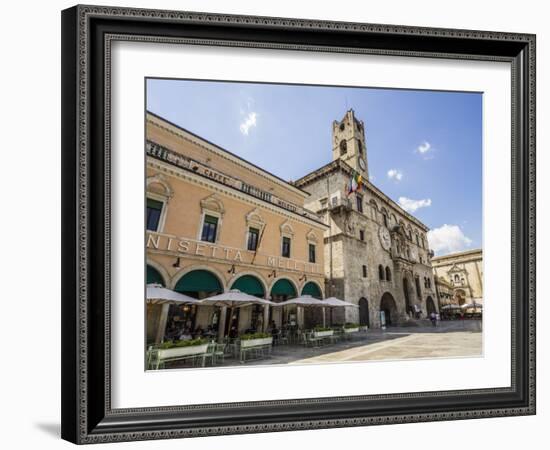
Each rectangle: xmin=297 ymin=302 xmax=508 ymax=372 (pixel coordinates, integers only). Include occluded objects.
xmin=431 ymin=249 xmax=483 ymax=308
xmin=294 ymin=110 xmax=437 ymax=328
xmin=146 ymin=112 xmax=327 ymax=343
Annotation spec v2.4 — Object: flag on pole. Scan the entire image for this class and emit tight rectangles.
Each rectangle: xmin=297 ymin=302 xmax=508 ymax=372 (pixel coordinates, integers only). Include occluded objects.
xmin=346 ymin=170 xmax=364 ymax=196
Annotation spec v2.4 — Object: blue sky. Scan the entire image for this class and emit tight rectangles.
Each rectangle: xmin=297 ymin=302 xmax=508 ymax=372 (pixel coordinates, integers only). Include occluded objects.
xmin=147 ymin=79 xmax=482 ymax=256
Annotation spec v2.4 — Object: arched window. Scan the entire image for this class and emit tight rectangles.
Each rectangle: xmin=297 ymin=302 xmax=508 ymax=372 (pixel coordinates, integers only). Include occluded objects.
xmin=340 ymin=140 xmax=347 ymax=155
xmin=381 ymin=208 xmax=388 ymax=228
xmin=385 ymin=266 xmax=392 ymax=282
xmin=378 ymin=265 xmax=385 ymax=281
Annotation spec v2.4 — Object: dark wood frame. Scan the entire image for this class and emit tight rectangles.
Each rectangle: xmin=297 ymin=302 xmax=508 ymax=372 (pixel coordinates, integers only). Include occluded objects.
xmin=61 ymin=4 xmax=536 ymax=444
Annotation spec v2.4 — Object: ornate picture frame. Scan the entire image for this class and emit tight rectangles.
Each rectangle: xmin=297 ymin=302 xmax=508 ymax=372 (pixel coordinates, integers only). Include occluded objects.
xmin=61 ymin=5 xmax=536 ymax=444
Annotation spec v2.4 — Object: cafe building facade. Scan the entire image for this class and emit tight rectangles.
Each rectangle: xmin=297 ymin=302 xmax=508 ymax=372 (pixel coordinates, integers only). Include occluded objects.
xmin=145 ymin=112 xmax=328 ymax=343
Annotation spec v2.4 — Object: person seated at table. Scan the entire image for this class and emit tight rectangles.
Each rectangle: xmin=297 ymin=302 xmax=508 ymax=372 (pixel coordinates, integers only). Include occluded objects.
xmin=193 ymin=325 xmax=204 ymax=338
xmin=268 ymin=320 xmax=278 ymax=336
xmin=178 ymin=328 xmax=193 ymax=340
xmin=204 ymin=325 xmax=216 ymax=336
xmin=164 ymin=323 xmax=180 ymax=341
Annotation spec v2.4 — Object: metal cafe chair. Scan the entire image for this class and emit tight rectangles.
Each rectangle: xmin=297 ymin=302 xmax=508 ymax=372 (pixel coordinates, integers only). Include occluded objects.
xmin=213 ymin=343 xmax=226 ymax=365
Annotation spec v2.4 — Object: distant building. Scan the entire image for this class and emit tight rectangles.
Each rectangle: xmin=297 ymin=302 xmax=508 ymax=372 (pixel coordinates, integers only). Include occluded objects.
xmin=431 ymin=249 xmax=483 ymax=309
xmin=294 ymin=110 xmax=437 ymax=327
xmin=434 ymin=275 xmax=454 ymax=308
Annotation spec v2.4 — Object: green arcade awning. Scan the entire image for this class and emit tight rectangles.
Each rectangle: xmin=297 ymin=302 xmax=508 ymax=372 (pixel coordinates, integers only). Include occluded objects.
xmin=147 ymin=265 xmax=165 ymax=286
xmin=301 ymin=282 xmax=322 ymax=299
xmin=175 ymin=269 xmax=222 ymax=294
xmin=270 ymin=279 xmax=296 ymax=297
xmin=231 ymin=275 xmax=265 ymax=297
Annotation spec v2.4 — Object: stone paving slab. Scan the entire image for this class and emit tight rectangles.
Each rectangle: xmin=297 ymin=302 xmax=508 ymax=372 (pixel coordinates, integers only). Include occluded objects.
xmin=292 ymin=331 xmax=482 ymax=364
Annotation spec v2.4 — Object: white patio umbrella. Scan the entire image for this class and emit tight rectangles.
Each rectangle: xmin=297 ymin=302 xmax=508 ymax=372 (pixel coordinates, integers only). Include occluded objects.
xmin=441 ymin=304 xmax=463 ymax=310
xmin=275 ymin=295 xmax=328 ymax=308
xmin=461 ymin=302 xmax=483 ymax=310
xmin=322 ymin=297 xmax=360 ymax=308
xmin=147 ymin=284 xmax=201 ymax=344
xmin=320 ymin=297 xmax=358 ymax=326
xmin=275 ymin=295 xmax=329 ymax=327
xmin=199 ymin=289 xmax=275 ymax=308
xmin=199 ymin=289 xmax=275 ymax=339
xmin=146 ymin=283 xmax=201 ymax=305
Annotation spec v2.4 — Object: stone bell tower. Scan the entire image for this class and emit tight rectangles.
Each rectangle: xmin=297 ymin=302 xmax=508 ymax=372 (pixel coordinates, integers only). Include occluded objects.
xmin=332 ymin=109 xmax=369 ymax=180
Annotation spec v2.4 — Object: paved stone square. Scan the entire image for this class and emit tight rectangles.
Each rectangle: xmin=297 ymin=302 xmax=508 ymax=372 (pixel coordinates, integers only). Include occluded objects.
xmin=164 ymin=320 xmax=482 ymax=369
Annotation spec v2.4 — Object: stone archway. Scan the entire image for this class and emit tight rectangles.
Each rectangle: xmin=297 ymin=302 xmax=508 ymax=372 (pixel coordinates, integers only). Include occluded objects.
xmin=173 ymin=269 xmax=224 ymax=337
xmin=359 ymin=297 xmax=370 ymax=327
xmin=270 ymin=278 xmax=298 ymax=328
xmin=146 ymin=265 xmax=166 ymax=286
xmin=426 ymin=296 xmax=436 ymax=315
xmin=301 ymin=282 xmax=323 ymax=329
xmin=231 ymin=274 xmax=267 ymax=333
xmin=380 ymin=292 xmax=398 ymax=326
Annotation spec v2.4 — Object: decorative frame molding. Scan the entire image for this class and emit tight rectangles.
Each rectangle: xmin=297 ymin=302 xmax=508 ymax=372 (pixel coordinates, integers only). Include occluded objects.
xmin=61 ymin=4 xmax=535 ymax=444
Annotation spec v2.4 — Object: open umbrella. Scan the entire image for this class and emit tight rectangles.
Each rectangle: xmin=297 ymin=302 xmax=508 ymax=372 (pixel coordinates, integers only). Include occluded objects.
xmin=147 ymin=284 xmax=201 ymax=344
xmin=199 ymin=289 xmax=274 ymax=308
xmin=322 ymin=297 xmax=359 ymax=308
xmin=199 ymin=289 xmax=275 ymax=340
xmin=461 ymin=302 xmax=483 ymax=310
xmin=276 ymin=295 xmax=329 ymax=327
xmin=319 ymin=297 xmax=358 ymax=326
xmin=441 ymin=304 xmax=463 ymax=310
xmin=146 ymin=283 xmax=201 ymax=305
xmin=276 ymin=295 xmax=328 ymax=308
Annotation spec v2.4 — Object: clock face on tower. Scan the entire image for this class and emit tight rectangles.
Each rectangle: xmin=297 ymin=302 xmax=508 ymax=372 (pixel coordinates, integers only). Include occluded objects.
xmin=378 ymin=226 xmax=391 ymax=251
xmin=359 ymin=157 xmax=366 ymax=171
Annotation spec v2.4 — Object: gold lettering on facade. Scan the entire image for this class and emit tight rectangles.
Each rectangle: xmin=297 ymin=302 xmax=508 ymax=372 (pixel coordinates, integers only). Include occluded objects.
xmin=211 ymin=246 xmax=218 ymax=258
xmin=234 ymin=251 xmax=243 ymax=262
xmin=177 ymin=240 xmax=190 ymax=253
xmin=267 ymin=257 xmax=276 ymax=267
xmin=167 ymin=238 xmax=173 ymax=251
xmin=147 ymin=234 xmax=160 ymax=249
xmin=195 ymin=244 xmax=206 ymax=256
xmin=223 ymin=248 xmax=231 ymax=259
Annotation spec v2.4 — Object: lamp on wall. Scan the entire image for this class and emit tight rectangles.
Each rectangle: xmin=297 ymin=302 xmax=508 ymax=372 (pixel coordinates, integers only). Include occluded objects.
xmin=172 ymin=257 xmax=181 ymax=268
xmin=227 ymin=265 xmax=236 ymax=275
xmin=299 ymin=274 xmax=307 ymax=282
xmin=268 ymin=270 xmax=277 ymax=278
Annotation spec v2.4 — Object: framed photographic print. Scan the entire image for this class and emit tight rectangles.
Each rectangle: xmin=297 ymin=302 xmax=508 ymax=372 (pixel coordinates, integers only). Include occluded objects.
xmin=61 ymin=4 xmax=536 ymax=444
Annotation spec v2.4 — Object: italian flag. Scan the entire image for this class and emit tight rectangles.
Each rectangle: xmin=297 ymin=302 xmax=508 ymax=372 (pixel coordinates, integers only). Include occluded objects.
xmin=347 ymin=170 xmax=363 ymax=195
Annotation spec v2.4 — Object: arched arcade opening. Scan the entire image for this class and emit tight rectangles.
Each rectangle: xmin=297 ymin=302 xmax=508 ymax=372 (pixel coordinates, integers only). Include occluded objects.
xmin=380 ymin=292 xmax=398 ymax=326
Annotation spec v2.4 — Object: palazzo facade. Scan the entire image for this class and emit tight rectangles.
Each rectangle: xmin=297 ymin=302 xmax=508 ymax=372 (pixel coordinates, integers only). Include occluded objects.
xmin=145 ymin=112 xmax=327 ymax=343
xmin=294 ymin=110 xmax=438 ymax=327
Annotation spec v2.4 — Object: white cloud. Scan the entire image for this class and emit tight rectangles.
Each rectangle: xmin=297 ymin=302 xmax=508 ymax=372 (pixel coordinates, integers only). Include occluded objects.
xmin=398 ymin=196 xmax=432 ymax=213
xmin=417 ymin=141 xmax=432 ymax=154
xmin=239 ymin=112 xmax=257 ymax=135
xmin=387 ymin=169 xmax=403 ymax=181
xmin=416 ymin=141 xmax=435 ymax=159
xmin=427 ymin=224 xmax=473 ymax=255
